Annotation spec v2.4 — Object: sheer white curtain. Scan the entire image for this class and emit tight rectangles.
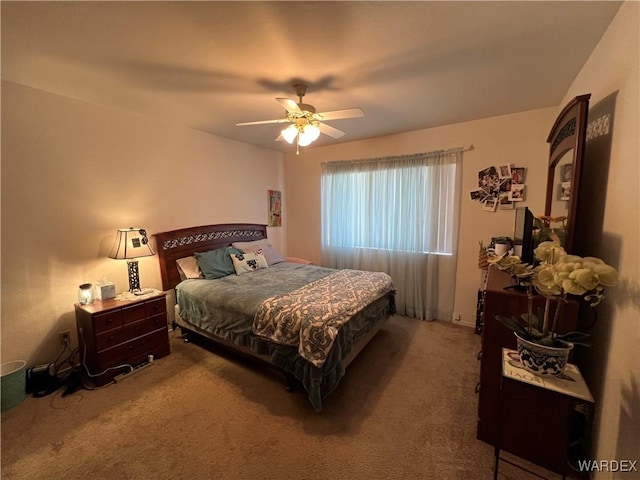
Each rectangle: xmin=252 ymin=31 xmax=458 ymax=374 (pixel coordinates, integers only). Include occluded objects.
xmin=321 ymin=149 xmax=462 ymax=320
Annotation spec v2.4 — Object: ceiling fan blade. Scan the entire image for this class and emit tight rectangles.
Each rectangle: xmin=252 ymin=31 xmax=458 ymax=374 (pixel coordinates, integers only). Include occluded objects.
xmin=318 ymin=122 xmax=345 ymax=139
xmin=236 ymin=118 xmax=288 ymax=126
xmin=276 ymin=98 xmax=302 ymax=114
xmin=317 ymin=107 xmax=364 ymax=121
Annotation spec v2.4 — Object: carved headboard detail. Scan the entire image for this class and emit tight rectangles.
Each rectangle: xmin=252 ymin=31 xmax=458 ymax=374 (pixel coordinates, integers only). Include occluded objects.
xmin=154 ymin=223 xmax=267 ymax=291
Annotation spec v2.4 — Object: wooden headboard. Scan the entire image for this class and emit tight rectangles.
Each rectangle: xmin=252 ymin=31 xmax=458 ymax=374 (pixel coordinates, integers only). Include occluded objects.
xmin=154 ymin=223 xmax=268 ymax=291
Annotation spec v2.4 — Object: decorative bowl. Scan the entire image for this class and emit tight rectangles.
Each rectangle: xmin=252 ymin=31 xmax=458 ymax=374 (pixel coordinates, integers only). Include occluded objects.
xmin=515 ymin=333 xmax=573 ymax=376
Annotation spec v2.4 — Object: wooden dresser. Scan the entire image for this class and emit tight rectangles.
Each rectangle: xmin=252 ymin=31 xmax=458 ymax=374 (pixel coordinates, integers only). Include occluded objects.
xmin=476 ymin=267 xmax=579 ymax=446
xmin=75 ymin=294 xmax=170 ymax=386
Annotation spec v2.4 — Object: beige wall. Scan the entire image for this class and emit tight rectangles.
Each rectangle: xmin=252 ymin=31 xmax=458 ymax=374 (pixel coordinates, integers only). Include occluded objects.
xmin=559 ymin=2 xmax=639 ymax=474
xmin=1 ymin=81 xmax=284 ymax=365
xmin=284 ymin=107 xmax=556 ymax=328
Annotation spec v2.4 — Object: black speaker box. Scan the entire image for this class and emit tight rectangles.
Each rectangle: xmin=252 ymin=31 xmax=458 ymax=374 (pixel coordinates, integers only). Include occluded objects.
xmin=26 ymin=363 xmax=60 ymax=397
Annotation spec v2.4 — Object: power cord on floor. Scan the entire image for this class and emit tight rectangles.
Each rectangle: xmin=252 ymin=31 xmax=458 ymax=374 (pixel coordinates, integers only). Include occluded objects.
xmin=51 ymin=335 xmax=85 ymax=397
xmin=78 ymin=327 xmax=134 ymax=384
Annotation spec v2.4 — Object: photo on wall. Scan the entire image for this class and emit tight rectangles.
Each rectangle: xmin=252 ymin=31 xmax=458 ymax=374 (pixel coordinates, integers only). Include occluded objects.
xmin=482 ymin=198 xmax=498 ymax=212
xmin=497 ymin=164 xmax=512 ymax=179
xmin=498 ymin=192 xmax=514 ymax=210
xmin=509 ymin=184 xmax=525 ymax=201
xmin=511 ymin=167 xmax=526 ymax=184
xmin=268 ymin=190 xmax=282 ymax=227
xmin=471 ymin=164 xmax=527 ymax=212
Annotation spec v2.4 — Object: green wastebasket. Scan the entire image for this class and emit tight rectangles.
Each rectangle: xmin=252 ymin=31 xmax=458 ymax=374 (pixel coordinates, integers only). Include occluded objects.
xmin=1 ymin=360 xmax=27 ymax=412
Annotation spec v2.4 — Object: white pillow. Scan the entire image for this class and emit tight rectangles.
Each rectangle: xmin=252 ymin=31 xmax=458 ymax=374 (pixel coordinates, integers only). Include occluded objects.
xmin=232 ymin=239 xmax=285 ymax=266
xmin=230 ymin=250 xmax=269 ymax=275
xmin=176 ymin=256 xmax=203 ymax=280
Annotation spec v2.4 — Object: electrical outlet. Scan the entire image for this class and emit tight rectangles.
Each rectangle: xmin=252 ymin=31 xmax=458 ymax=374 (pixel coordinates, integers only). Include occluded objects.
xmin=58 ymin=330 xmax=71 ymax=346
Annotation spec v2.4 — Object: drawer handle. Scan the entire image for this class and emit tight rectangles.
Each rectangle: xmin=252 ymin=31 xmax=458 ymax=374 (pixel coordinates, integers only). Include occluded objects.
xmin=476 ymin=350 xmax=483 ymax=361
xmin=475 ymin=382 xmax=481 ymax=394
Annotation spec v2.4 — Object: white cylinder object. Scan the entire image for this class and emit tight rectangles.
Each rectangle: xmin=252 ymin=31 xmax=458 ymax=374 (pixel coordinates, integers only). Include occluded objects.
xmin=494 ymin=243 xmax=510 ymax=256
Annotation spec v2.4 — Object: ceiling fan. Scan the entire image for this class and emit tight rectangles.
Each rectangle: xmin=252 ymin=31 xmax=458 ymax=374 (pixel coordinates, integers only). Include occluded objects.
xmin=236 ymin=83 xmax=364 ymax=153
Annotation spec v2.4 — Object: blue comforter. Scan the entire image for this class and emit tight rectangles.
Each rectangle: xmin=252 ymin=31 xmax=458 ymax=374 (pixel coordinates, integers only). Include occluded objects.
xmin=176 ymin=262 xmax=395 ymax=411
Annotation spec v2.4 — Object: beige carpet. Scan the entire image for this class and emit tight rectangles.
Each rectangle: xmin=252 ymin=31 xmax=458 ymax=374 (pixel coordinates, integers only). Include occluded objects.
xmin=1 ymin=317 xmax=556 ymax=479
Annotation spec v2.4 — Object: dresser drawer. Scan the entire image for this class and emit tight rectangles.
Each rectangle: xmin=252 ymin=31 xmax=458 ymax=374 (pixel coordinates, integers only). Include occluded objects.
xmin=93 ymin=310 xmax=123 ymax=334
xmin=121 ymin=328 xmax=168 ymax=359
xmin=122 ymin=302 xmax=147 ymax=324
xmin=146 ymin=297 xmax=167 ymax=317
xmin=148 ymin=312 xmax=167 ymax=331
xmin=95 ymin=327 xmax=127 ymax=352
xmin=96 ymin=344 xmax=129 ymax=371
xmin=123 ymin=318 xmax=154 ymax=339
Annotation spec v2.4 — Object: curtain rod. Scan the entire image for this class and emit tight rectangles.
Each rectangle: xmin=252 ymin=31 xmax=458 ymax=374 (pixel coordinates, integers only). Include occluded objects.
xmin=322 ymin=144 xmax=475 ymax=166
xmin=444 ymin=144 xmax=475 ymax=153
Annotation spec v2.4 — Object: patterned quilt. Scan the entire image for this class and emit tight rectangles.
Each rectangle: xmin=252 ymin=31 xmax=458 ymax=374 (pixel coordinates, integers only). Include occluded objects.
xmin=253 ymin=269 xmax=395 ymax=367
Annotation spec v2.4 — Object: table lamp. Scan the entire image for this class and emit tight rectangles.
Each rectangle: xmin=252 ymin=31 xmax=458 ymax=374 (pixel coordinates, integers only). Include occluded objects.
xmin=108 ymin=227 xmax=155 ymax=292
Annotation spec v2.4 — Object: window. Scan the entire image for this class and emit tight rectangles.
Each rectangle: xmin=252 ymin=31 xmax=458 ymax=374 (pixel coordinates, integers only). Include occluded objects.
xmin=321 ymin=150 xmax=462 ymax=320
xmin=322 ymin=153 xmax=458 ymax=255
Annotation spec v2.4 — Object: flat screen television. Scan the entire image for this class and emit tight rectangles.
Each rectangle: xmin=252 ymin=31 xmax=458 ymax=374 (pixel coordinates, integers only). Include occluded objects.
xmin=513 ymin=206 xmax=534 ymax=265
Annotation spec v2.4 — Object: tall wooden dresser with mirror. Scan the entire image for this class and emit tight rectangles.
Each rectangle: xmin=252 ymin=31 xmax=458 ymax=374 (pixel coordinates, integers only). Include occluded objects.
xmin=477 ymin=94 xmax=594 ymax=477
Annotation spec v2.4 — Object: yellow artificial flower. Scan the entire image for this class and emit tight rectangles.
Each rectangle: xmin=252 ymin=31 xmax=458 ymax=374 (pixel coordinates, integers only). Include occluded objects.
xmin=569 ymin=268 xmax=600 ymax=292
xmin=535 ymin=264 xmax=562 ymax=295
xmin=534 ymin=241 xmax=567 ymax=264
xmin=593 ymin=264 xmax=619 ymax=286
xmin=488 ymin=238 xmax=619 ymax=344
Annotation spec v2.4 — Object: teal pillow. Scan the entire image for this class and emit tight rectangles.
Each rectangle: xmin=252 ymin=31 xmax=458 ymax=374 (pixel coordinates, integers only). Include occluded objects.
xmin=195 ymin=247 xmax=243 ymax=279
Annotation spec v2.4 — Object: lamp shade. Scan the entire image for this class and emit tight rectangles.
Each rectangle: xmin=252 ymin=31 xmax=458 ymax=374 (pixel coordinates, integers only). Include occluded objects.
xmin=281 ymin=124 xmax=298 ymax=144
xmin=298 ymin=124 xmax=320 ymax=146
xmin=108 ymin=228 xmax=155 ymax=260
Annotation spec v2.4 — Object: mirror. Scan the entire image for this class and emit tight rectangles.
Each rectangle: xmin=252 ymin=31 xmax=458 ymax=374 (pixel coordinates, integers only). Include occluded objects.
xmin=548 ymin=149 xmax=573 ymax=221
xmin=544 ymin=94 xmax=591 ymax=253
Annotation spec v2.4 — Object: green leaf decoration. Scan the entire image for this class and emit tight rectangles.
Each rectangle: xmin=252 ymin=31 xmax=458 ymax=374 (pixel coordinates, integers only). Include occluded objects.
xmin=495 ymin=315 xmax=528 ymax=337
xmin=556 ymin=331 xmax=592 ymax=347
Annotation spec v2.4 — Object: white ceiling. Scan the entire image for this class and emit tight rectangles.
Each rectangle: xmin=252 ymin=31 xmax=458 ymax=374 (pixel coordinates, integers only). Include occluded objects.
xmin=1 ymin=1 xmax=622 ymax=152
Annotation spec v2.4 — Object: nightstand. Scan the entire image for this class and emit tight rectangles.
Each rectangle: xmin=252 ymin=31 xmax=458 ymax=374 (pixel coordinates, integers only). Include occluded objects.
xmin=493 ymin=348 xmax=594 ymax=479
xmin=75 ymin=293 xmax=170 ymax=386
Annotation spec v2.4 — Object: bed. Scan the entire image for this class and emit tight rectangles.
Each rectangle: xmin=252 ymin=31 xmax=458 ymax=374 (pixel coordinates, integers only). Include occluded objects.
xmin=154 ymin=223 xmax=396 ymax=411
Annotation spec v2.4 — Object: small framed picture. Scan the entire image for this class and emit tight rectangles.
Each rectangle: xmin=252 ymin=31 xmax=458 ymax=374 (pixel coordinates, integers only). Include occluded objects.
xmin=498 ymin=192 xmax=514 ymax=210
xmin=268 ymin=190 xmax=282 ymax=227
xmin=509 ymin=184 xmax=525 ymax=201
xmin=470 ymin=190 xmax=484 ymax=201
xmin=483 ymin=198 xmax=498 ymax=212
xmin=497 ymin=164 xmax=512 ymax=179
xmin=478 ymin=166 xmax=500 ymax=189
xmin=499 ymin=178 xmax=512 ymax=193
xmin=561 ymin=163 xmax=573 ymax=182
xmin=511 ymin=167 xmax=526 ymax=184
xmin=560 ymin=181 xmax=571 ymax=201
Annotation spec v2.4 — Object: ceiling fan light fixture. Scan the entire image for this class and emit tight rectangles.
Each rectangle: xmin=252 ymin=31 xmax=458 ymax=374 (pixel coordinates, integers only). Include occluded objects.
xmin=304 ymin=124 xmax=321 ymax=142
xmin=297 ymin=134 xmax=313 ymax=147
xmin=297 ymin=124 xmax=320 ymax=147
xmin=238 ymin=83 xmax=363 ymax=150
xmin=281 ymin=124 xmax=298 ymax=144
